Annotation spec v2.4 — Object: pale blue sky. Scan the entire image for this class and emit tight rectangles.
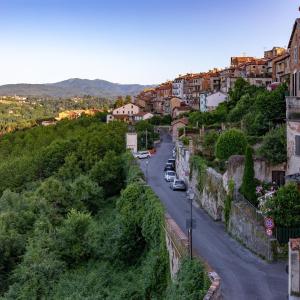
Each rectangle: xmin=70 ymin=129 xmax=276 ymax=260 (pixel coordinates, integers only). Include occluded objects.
xmin=0 ymin=0 xmax=298 ymax=85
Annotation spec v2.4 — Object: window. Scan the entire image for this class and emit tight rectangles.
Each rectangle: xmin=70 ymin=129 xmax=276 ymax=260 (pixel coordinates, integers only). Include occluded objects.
xmin=296 ymin=135 xmax=300 ymax=156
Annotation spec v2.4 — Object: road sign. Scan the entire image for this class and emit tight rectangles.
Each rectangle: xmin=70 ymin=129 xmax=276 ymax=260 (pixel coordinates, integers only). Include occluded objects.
xmin=264 ymin=217 xmax=274 ymax=229
xmin=266 ymin=228 xmax=273 ymax=236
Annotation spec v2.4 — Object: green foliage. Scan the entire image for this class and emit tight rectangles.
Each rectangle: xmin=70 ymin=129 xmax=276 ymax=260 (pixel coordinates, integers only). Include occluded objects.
xmin=190 ymin=156 xmax=207 ymax=192
xmin=266 ymin=183 xmax=300 ymax=227
xmin=90 ymin=151 xmax=125 ymax=197
xmin=135 ymin=120 xmax=157 ymax=150
xmin=149 ymin=114 xmax=172 ymax=125
xmin=166 ymin=257 xmax=210 ymax=300
xmin=180 ymin=136 xmax=190 ymax=146
xmin=203 ymin=130 xmax=219 ymax=158
xmin=55 ymin=209 xmax=94 ymax=266
xmin=227 ymin=94 xmax=253 ymax=122
xmin=215 ymin=129 xmax=247 ymax=160
xmin=224 ymin=180 xmax=234 ymax=229
xmin=188 ymin=103 xmax=227 ymax=127
xmin=243 ymin=111 xmax=269 ymax=136
xmin=240 ymin=146 xmax=257 ymax=206
xmin=0 ymin=116 xmax=209 ymax=299
xmin=228 ymin=78 xmax=251 ymax=108
xmin=70 ymin=175 xmax=104 ymax=214
xmin=258 ymin=125 xmax=287 ymax=165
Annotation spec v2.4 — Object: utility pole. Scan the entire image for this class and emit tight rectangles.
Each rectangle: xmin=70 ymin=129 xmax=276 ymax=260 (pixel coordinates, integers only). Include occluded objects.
xmin=187 ymin=189 xmax=194 ymax=260
xmin=189 ymin=193 xmax=193 ymax=260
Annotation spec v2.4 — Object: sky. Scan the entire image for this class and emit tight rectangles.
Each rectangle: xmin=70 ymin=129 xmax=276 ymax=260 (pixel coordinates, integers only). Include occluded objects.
xmin=0 ymin=0 xmax=298 ymax=85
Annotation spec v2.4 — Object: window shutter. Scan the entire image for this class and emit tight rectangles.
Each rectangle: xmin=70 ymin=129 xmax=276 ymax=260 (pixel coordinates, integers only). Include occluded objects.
xmin=296 ymin=136 xmax=300 ymax=156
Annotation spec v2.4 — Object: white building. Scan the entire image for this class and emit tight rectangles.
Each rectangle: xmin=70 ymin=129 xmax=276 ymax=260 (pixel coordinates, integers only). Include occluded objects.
xmin=126 ymin=132 xmax=138 ymax=153
xmin=172 ymin=77 xmax=184 ymax=99
xmin=200 ymin=92 xmax=227 ymax=112
xmin=286 ymin=97 xmax=300 ymax=177
xmin=112 ymin=103 xmax=140 ymax=116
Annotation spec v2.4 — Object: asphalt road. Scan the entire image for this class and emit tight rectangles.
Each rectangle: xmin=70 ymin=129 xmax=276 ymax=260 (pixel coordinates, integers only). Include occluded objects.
xmin=139 ymin=132 xmax=288 ymax=300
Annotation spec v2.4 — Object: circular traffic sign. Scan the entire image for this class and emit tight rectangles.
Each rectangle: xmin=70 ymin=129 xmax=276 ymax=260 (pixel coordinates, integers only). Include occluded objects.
xmin=264 ymin=217 xmax=274 ymax=229
xmin=266 ymin=228 xmax=273 ymax=236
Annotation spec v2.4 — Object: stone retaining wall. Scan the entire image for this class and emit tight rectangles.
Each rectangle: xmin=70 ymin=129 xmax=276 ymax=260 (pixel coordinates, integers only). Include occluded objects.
xmin=164 ymin=214 xmax=222 ymax=299
xmin=228 ymin=192 xmax=277 ymax=261
xmin=190 ymin=167 xmax=226 ymax=221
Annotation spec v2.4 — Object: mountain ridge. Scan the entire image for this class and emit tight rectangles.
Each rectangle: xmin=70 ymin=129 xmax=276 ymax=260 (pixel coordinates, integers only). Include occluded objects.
xmin=0 ymin=78 xmax=154 ymax=98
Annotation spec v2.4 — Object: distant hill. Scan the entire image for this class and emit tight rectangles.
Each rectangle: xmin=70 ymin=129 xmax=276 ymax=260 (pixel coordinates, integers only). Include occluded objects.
xmin=0 ymin=78 xmax=154 ymax=98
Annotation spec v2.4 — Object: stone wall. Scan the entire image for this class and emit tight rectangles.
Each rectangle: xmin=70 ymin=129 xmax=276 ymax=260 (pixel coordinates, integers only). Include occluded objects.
xmin=176 ymin=144 xmax=278 ymax=261
xmin=190 ymin=167 xmax=226 ymax=221
xmin=228 ymin=192 xmax=277 ymax=261
xmin=223 ymin=155 xmax=286 ymax=191
xmin=176 ymin=141 xmax=190 ymax=184
xmin=164 ymin=214 xmax=222 ymax=300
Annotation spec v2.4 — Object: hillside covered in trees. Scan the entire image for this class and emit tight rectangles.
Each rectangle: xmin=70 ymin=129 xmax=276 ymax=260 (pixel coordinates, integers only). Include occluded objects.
xmin=0 ymin=117 xmax=209 ymax=299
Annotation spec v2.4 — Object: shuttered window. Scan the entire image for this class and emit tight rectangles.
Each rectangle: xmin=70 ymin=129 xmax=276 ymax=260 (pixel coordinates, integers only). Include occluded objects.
xmin=296 ymin=136 xmax=300 ymax=156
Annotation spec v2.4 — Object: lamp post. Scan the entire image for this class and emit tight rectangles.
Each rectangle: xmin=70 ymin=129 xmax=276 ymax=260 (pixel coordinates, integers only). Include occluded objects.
xmin=188 ymin=188 xmax=194 ymax=260
xmin=146 ymin=159 xmax=149 ymax=182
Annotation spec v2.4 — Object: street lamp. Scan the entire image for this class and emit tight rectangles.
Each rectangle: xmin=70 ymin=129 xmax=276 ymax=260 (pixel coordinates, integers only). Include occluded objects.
xmin=187 ymin=188 xmax=194 ymax=260
xmin=145 ymin=159 xmax=149 ymax=182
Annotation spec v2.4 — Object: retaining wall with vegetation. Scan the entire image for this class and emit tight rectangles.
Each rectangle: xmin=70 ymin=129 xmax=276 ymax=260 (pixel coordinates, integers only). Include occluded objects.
xmin=176 ymin=144 xmax=277 ymax=261
xmin=228 ymin=192 xmax=277 ymax=261
xmin=190 ymin=166 xmax=226 ymax=221
xmin=164 ymin=214 xmax=222 ymax=300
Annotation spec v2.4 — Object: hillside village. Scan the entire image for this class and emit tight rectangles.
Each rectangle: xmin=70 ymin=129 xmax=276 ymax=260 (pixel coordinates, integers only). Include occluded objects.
xmin=106 ymin=16 xmax=300 ymax=285
xmin=4 ymin=2 xmax=300 ymax=299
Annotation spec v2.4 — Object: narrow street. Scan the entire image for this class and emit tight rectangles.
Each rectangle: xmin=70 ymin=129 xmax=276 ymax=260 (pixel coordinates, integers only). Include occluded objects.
xmin=139 ymin=132 xmax=288 ymax=300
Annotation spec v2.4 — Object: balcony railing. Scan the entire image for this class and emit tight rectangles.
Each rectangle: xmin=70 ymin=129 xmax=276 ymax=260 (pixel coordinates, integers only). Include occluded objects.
xmin=286 ymin=97 xmax=300 ymax=122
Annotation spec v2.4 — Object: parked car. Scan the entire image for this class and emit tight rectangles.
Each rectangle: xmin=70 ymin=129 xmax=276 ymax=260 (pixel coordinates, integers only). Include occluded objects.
xmin=164 ymin=170 xmax=176 ymax=182
xmin=168 ymin=158 xmax=176 ymax=168
xmin=133 ymin=151 xmax=151 ymax=159
xmin=164 ymin=163 xmax=175 ymax=172
xmin=170 ymin=179 xmax=186 ymax=191
xmin=172 ymin=148 xmax=176 ymax=158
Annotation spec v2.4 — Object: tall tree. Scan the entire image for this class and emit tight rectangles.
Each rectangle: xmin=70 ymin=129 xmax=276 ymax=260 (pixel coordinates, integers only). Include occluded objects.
xmin=240 ymin=146 xmax=257 ymax=206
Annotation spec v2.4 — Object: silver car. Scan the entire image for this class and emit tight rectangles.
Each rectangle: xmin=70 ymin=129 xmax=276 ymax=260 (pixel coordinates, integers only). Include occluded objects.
xmin=164 ymin=170 xmax=176 ymax=182
xmin=170 ymin=179 xmax=186 ymax=191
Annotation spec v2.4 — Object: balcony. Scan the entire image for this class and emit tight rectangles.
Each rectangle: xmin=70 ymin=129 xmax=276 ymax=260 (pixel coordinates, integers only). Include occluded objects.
xmin=286 ymin=97 xmax=300 ymax=122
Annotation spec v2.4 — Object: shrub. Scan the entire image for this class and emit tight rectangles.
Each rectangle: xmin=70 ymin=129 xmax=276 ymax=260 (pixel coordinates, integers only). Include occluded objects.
xmin=266 ymin=183 xmax=300 ymax=227
xmin=258 ymin=125 xmax=287 ymax=165
xmin=166 ymin=257 xmax=210 ymax=300
xmin=203 ymin=130 xmax=219 ymax=158
xmin=240 ymin=146 xmax=257 ymax=206
xmin=215 ymin=129 xmax=247 ymax=160
xmin=55 ymin=209 xmax=94 ymax=266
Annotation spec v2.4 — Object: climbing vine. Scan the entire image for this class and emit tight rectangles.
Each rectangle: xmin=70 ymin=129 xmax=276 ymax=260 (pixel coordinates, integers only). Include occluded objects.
xmin=190 ymin=156 xmax=207 ymax=192
xmin=224 ymin=180 xmax=234 ymax=229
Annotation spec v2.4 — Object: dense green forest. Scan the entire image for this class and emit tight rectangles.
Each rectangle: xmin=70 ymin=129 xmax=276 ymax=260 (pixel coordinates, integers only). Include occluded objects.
xmin=0 ymin=96 xmax=110 ymax=134
xmin=0 ymin=116 xmax=209 ymax=299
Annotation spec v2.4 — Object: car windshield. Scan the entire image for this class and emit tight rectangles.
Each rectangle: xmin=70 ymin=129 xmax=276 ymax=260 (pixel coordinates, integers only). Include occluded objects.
xmin=167 ymin=171 xmax=175 ymax=176
xmin=175 ymin=180 xmax=184 ymax=184
xmin=139 ymin=151 xmax=148 ymax=154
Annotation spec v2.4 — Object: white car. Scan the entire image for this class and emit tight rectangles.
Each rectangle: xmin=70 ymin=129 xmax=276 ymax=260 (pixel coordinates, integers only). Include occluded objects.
xmin=164 ymin=170 xmax=176 ymax=182
xmin=133 ymin=151 xmax=151 ymax=159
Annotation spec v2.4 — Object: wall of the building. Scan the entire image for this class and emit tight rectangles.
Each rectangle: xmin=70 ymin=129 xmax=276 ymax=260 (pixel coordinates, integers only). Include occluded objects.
xmin=287 ymin=121 xmax=300 ymax=175
xmin=113 ymin=104 xmax=139 ymax=115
